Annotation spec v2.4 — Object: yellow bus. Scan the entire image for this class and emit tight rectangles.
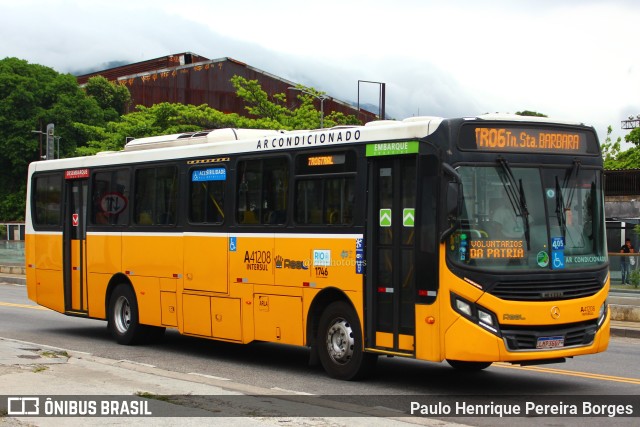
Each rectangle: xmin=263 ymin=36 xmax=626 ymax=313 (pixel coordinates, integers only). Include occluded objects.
xmin=25 ymin=114 xmax=610 ymax=380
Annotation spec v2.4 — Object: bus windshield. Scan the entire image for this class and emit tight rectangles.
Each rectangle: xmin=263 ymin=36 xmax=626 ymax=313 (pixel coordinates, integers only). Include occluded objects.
xmin=447 ymin=165 xmax=607 ymax=271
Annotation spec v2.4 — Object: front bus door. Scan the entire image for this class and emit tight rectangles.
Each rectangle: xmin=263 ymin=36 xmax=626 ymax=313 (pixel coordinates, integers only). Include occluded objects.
xmin=366 ymin=152 xmax=418 ymax=355
xmin=63 ymin=172 xmax=89 ymax=315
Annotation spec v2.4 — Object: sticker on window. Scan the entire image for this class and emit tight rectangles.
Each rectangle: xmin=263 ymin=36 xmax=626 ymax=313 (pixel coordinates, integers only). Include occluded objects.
xmin=192 ymin=168 xmax=226 ymax=182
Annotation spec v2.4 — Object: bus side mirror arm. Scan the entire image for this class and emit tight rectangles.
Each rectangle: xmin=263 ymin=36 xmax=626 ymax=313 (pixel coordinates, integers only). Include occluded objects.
xmin=440 ymin=163 xmax=461 ymax=242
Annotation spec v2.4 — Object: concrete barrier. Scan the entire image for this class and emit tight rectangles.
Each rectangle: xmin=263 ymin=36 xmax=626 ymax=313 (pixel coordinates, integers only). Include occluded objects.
xmin=0 ymin=265 xmax=25 ymax=275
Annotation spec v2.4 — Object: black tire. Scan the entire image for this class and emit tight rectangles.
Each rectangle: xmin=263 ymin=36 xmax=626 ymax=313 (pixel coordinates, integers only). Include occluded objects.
xmin=446 ymin=359 xmax=492 ymax=371
xmin=316 ymin=301 xmax=377 ymax=380
xmin=107 ymin=285 xmax=165 ymax=345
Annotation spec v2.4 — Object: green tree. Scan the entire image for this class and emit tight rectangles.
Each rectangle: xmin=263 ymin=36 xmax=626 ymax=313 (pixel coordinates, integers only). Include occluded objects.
xmin=231 ymin=76 xmax=291 ymax=123
xmin=515 ymin=110 xmax=548 ymax=117
xmin=78 ymin=77 xmax=360 ymax=156
xmin=75 ymin=103 xmax=271 ymax=156
xmin=231 ymin=76 xmax=359 ymax=129
xmin=601 ymin=125 xmax=640 ymax=170
xmin=627 ymin=126 xmax=640 ymax=147
xmin=0 ymin=57 xmax=111 ymax=220
xmin=84 ymin=76 xmax=131 ymax=117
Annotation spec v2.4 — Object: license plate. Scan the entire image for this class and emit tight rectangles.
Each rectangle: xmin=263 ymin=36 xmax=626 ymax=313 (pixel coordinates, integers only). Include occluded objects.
xmin=536 ymin=336 xmax=565 ymax=349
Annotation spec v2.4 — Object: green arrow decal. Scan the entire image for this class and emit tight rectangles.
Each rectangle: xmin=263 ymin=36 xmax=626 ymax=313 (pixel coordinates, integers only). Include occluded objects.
xmin=379 ymin=209 xmax=392 ymax=227
xmin=403 ymin=208 xmax=415 ymax=227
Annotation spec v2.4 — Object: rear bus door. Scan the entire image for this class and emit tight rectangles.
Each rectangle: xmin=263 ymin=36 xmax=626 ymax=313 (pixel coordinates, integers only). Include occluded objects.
xmin=63 ymin=169 xmax=90 ymax=314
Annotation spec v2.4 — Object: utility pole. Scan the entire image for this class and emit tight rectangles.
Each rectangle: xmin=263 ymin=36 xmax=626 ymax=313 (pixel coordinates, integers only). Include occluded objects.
xmin=288 ymin=87 xmax=329 ymax=128
xmin=31 ymin=123 xmax=56 ymax=160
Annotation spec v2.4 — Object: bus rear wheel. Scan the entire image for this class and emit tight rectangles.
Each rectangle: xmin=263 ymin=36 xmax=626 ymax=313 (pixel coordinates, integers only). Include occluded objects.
xmin=108 ymin=284 xmax=164 ymax=345
xmin=446 ymin=359 xmax=492 ymax=371
xmin=317 ymin=301 xmax=377 ymax=380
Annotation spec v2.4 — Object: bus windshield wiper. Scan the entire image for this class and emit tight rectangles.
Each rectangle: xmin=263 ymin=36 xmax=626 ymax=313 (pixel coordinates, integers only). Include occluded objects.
xmin=497 ymin=157 xmax=531 ymax=250
xmin=555 ymin=176 xmax=566 ymax=239
xmin=562 ymin=159 xmax=581 ymax=213
xmin=518 ymin=178 xmax=530 ymax=251
xmin=554 ymin=159 xmax=581 ymax=245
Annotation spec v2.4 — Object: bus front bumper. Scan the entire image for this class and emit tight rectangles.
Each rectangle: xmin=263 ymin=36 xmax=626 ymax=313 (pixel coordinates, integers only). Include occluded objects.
xmin=443 ymin=310 xmax=610 ymax=364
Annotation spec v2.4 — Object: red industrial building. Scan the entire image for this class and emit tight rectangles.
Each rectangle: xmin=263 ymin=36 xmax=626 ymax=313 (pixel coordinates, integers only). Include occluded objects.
xmin=76 ymin=52 xmax=378 ymax=124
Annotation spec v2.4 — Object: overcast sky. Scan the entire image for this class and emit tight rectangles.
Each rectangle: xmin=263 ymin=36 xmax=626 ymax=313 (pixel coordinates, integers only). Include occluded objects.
xmin=1 ymin=0 xmax=639 ymax=144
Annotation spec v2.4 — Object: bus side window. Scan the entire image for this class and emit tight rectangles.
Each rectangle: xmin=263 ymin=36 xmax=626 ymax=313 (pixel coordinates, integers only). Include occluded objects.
xmin=90 ymin=169 xmax=130 ymax=226
xmin=134 ymin=165 xmax=178 ymax=226
xmin=189 ymin=167 xmax=225 ymax=225
xmin=33 ymin=173 xmax=63 ymax=227
xmin=236 ymin=157 xmax=288 ymax=225
xmin=295 ymin=177 xmax=354 ymax=225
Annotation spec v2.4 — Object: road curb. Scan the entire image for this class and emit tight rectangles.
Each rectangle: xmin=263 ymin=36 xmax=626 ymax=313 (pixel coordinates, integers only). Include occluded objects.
xmin=0 ymin=274 xmax=25 ymax=285
xmin=609 ymin=325 xmax=640 ymax=339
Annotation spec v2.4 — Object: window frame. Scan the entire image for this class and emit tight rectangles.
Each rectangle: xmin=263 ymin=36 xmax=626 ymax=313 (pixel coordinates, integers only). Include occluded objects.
xmin=132 ymin=164 xmax=179 ymax=227
xmin=188 ymin=164 xmax=227 ymax=226
xmin=31 ymin=172 xmax=63 ymax=230
xmin=235 ymin=156 xmax=290 ymax=226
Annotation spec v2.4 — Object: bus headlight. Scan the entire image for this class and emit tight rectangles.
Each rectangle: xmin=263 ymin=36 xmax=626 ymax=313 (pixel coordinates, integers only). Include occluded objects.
xmin=478 ymin=309 xmax=494 ymax=326
xmin=597 ymin=300 xmax=608 ymax=327
xmin=451 ymin=293 xmax=500 ymax=336
xmin=455 ymin=299 xmax=472 ymax=317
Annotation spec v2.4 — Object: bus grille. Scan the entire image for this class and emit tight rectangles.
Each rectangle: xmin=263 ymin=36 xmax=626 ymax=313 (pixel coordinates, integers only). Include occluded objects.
xmin=502 ymin=320 xmax=598 ymax=351
xmin=490 ymin=278 xmax=602 ymax=301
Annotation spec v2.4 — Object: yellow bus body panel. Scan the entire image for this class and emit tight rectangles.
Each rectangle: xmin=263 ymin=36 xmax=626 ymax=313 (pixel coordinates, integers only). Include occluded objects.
xmin=160 ymin=290 xmax=178 ymax=327
xmin=25 ymin=233 xmax=37 ymax=302
xmin=254 ymin=294 xmax=303 ymax=345
xmin=184 ymin=234 xmax=227 ymax=293
xmin=70 ymin=239 xmax=86 ymax=310
xmin=122 ymin=234 xmax=183 ymax=278
xmin=87 ymin=272 xmax=110 ymax=319
xmin=87 ymin=233 xmax=122 ymax=274
xmin=415 ymin=303 xmax=442 ymax=361
xmin=182 ymin=293 xmax=213 ymax=337
xmin=32 ymin=233 xmax=64 ymax=313
xmin=211 ymin=297 xmax=242 ymax=341
xmin=130 ymin=276 xmax=162 ymax=327
xmin=229 ymin=234 xmax=274 ymax=285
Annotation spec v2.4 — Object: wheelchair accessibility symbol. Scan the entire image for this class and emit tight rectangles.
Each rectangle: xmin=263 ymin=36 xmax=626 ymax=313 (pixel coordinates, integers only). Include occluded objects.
xmin=551 ymin=250 xmax=565 ymax=269
xmin=229 ymin=237 xmax=237 ymax=252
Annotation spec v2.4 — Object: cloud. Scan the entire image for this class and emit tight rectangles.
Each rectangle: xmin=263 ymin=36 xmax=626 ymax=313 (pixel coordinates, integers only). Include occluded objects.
xmin=1 ymin=0 xmax=640 ymax=144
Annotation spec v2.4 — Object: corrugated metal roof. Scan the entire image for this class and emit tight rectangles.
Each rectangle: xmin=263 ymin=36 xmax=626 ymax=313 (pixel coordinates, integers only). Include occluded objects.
xmin=76 ymin=52 xmax=378 ymax=123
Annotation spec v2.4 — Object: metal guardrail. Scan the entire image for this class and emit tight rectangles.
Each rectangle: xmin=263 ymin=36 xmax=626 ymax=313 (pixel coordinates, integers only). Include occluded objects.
xmin=0 ymin=240 xmax=24 ymax=265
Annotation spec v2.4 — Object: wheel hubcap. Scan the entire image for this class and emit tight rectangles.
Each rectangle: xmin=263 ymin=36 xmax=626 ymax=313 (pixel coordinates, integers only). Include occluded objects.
xmin=325 ymin=318 xmax=355 ymax=365
xmin=114 ymin=296 xmax=131 ymax=334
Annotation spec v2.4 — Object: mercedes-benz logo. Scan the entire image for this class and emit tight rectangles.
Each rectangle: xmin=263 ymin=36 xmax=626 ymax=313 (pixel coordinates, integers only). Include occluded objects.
xmin=550 ymin=306 xmax=561 ymax=319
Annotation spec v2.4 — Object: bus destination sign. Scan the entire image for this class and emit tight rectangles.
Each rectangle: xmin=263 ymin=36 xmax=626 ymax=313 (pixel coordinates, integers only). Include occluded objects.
xmin=64 ymin=168 xmax=90 ymax=180
xmin=461 ymin=126 xmax=591 ymax=154
xmin=308 ymin=154 xmax=346 ymax=167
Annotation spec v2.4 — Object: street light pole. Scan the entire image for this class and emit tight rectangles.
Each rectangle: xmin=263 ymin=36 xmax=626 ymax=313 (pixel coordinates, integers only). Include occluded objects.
xmin=288 ymin=87 xmax=329 ymax=128
xmin=53 ymin=136 xmax=62 ymax=159
xmin=31 ymin=130 xmax=46 ymax=160
xmin=357 ymin=80 xmax=386 ymax=122
xmin=32 ymin=125 xmax=58 ymax=160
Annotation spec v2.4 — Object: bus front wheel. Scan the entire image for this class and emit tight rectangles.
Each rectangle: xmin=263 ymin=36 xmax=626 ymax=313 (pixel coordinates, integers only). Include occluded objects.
xmin=446 ymin=359 xmax=492 ymax=371
xmin=317 ymin=301 xmax=377 ymax=380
